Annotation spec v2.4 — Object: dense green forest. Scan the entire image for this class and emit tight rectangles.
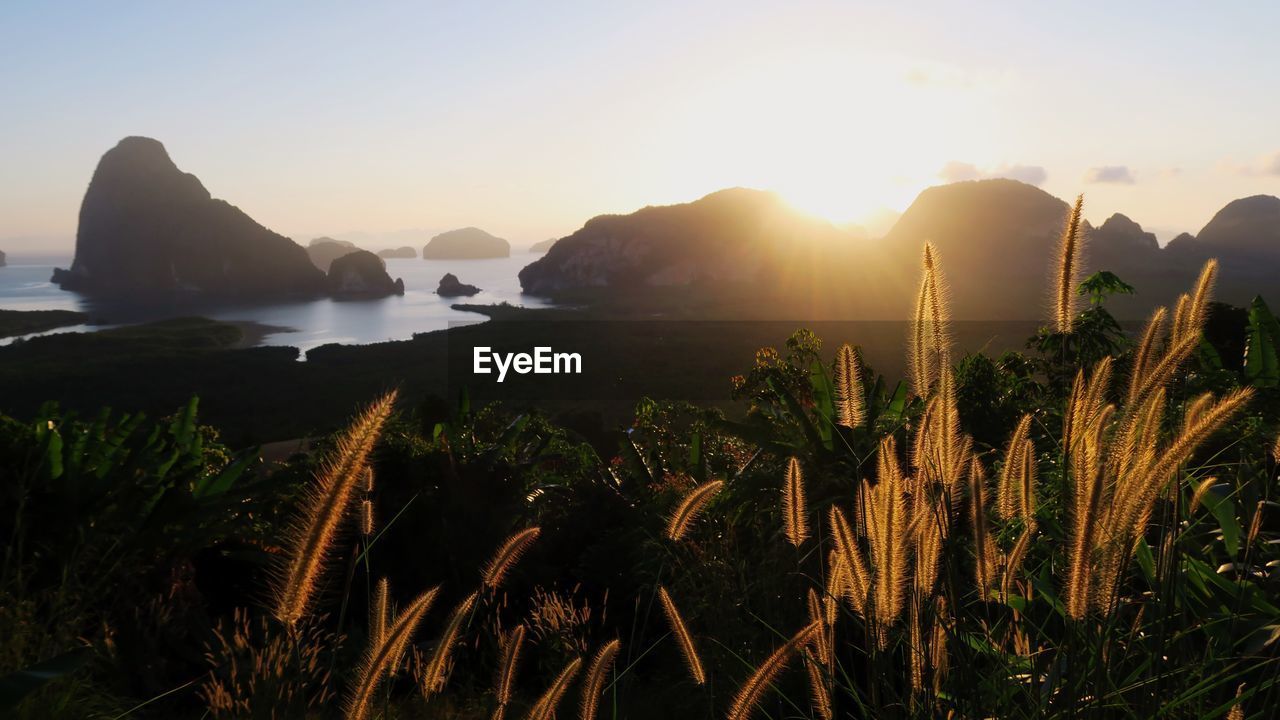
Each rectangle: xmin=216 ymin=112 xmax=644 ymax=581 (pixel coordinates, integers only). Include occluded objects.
xmin=3 ymin=205 xmax=1280 ymax=718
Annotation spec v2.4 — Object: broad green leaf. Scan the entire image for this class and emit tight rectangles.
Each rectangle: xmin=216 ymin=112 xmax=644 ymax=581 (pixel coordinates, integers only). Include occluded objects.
xmin=1244 ymin=295 xmax=1280 ymax=387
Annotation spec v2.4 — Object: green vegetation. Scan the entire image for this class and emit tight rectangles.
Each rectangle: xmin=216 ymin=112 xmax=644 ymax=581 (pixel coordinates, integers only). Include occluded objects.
xmin=3 ymin=209 xmax=1280 ymax=717
xmin=0 ymin=309 xmax=87 ymax=338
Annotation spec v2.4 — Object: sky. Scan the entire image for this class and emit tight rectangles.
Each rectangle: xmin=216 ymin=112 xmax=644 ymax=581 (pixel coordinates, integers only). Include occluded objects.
xmin=1 ymin=1 xmax=1278 ymax=254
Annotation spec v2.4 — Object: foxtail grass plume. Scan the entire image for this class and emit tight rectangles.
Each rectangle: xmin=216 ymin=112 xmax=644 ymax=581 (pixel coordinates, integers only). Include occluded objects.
xmin=996 ymin=414 xmax=1034 ymax=521
xmin=491 ymin=625 xmax=526 ymax=720
xmin=420 ymin=591 xmax=479 ymax=698
xmin=1126 ymin=307 xmax=1167 ymax=406
xmin=370 ymin=577 xmax=389 ymax=646
xmin=359 ymin=500 xmax=374 ymax=536
xmin=526 ymin=656 xmax=582 ymax=720
xmin=803 ymin=647 xmax=833 ymax=720
xmin=1174 ymin=259 xmax=1218 ymax=344
xmin=656 ymin=585 xmax=706 ymax=685
xmin=667 ymin=479 xmax=724 ymax=541
xmin=726 ymin=621 xmax=822 ymax=720
xmin=805 ymin=589 xmax=832 ymax=667
xmin=782 ymin=456 xmax=808 ymax=547
xmin=804 ymin=589 xmax=833 ymax=719
xmin=1053 ymin=194 xmax=1085 ymax=333
xmin=828 ymin=506 xmax=870 ymax=613
xmin=276 ymin=390 xmax=398 ymax=626
xmin=1188 ymin=476 xmax=1218 ymax=514
xmin=345 ymin=586 xmax=438 ymax=720
xmin=1065 ymin=401 xmax=1113 ymax=619
xmin=833 ymin=343 xmax=866 ymax=427
xmin=866 ymin=449 xmax=909 ymax=636
xmin=909 ymin=243 xmax=950 ymax=397
xmin=483 ymin=527 xmax=542 ymax=589
xmin=968 ymin=458 xmax=998 ymax=594
xmin=579 ymin=639 xmax=621 ymax=720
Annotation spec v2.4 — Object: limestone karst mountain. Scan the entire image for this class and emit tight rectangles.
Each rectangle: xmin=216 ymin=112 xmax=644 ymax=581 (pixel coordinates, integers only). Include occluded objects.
xmin=518 ymin=188 xmax=874 ymax=303
xmin=326 ymin=250 xmax=404 ymax=297
xmin=377 ymin=246 xmax=417 ymax=259
xmin=307 ymin=237 xmax=361 ymax=272
xmin=422 ymin=227 xmax=510 ymax=259
xmin=52 ymin=137 xmax=325 ymax=297
xmin=529 ymin=238 xmax=558 ymax=253
xmin=436 ymin=273 xmax=481 ymax=297
xmin=520 ymin=180 xmax=1279 ymax=319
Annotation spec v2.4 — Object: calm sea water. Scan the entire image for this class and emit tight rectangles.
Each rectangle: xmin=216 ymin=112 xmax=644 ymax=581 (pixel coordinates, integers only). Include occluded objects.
xmin=0 ymin=255 xmax=554 ymax=353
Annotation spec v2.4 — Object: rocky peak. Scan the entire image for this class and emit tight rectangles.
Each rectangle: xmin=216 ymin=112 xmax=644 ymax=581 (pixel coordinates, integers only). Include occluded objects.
xmin=53 ymin=137 xmax=325 ymax=297
xmin=326 ymin=250 xmax=404 ymax=297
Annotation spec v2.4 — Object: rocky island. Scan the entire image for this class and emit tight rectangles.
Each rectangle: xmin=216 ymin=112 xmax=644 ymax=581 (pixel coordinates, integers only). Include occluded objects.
xmin=435 ymin=273 xmax=481 ymax=297
xmin=529 ymin=238 xmax=558 ymax=253
xmin=327 ymin=250 xmax=404 ymax=297
xmin=51 ymin=137 xmax=326 ymax=297
xmin=0 ymin=249 xmax=6 ymax=267
xmin=422 ymin=227 xmax=510 ymax=259
xmin=377 ymin=246 xmax=417 ymax=259
xmin=307 ymin=237 xmax=361 ymax=272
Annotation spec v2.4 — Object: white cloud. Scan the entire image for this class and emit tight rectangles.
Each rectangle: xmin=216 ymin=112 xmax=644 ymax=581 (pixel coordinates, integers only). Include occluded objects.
xmin=1221 ymin=151 xmax=1280 ymax=177
xmin=1085 ymin=165 xmax=1136 ymax=184
xmin=938 ymin=161 xmax=1047 ymax=186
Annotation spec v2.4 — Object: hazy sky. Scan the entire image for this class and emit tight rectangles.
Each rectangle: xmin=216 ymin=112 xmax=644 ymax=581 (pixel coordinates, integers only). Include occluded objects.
xmin=2 ymin=1 xmax=1277 ymax=253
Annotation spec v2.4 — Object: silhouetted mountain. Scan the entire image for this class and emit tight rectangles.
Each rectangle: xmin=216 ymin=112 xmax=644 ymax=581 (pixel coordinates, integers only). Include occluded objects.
xmin=529 ymin=238 xmax=558 ymax=253
xmin=307 ymin=237 xmax=360 ymax=272
xmin=423 ymin=228 xmax=510 ymax=259
xmin=881 ymin=179 xmax=1077 ymax=318
xmin=52 ymin=137 xmax=324 ymax=297
xmin=519 ymin=188 xmax=873 ymax=304
xmin=436 ymin=273 xmax=480 ymax=297
xmin=1091 ymin=213 xmax=1159 ymax=253
xmin=522 ymin=181 xmax=1279 ymax=320
xmin=0 ymin=250 xmax=6 ymax=267
xmin=1163 ymin=196 xmax=1280 ymax=305
xmin=327 ymin=250 xmax=403 ymax=297
xmin=377 ymin=246 xmax=417 ymax=259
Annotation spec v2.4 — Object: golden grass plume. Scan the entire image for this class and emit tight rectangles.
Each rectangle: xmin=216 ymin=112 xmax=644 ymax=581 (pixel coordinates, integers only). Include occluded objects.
xmin=484 ymin=527 xmax=542 ymax=589
xmin=656 ymin=585 xmax=706 ymax=685
xmin=370 ymin=577 xmax=389 ymax=647
xmin=782 ymin=456 xmax=808 ymax=547
xmin=579 ymin=639 xmax=621 ymax=720
xmin=526 ymin=656 xmax=582 ymax=720
xmin=726 ymin=620 xmax=822 ymax=720
xmin=345 ymin=586 xmax=438 ymax=720
xmin=276 ymin=390 xmax=398 ymax=626
xmin=1053 ymin=194 xmax=1085 ymax=333
xmin=666 ymin=479 xmax=725 ymax=541
xmin=491 ymin=625 xmax=526 ymax=720
xmin=834 ymin=342 xmax=867 ymax=428
xmin=420 ymin=591 xmax=479 ymax=698
xmin=828 ymin=506 xmax=870 ymax=613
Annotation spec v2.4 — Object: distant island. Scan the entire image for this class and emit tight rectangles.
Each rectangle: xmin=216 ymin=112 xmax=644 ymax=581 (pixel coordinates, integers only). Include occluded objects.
xmin=423 ymin=227 xmax=510 ymax=259
xmin=0 ymin=249 xmax=6 ymax=267
xmin=529 ymin=237 xmax=558 ymax=253
xmin=327 ymin=250 xmax=404 ymax=297
xmin=307 ymin=237 xmax=361 ymax=272
xmin=51 ymin=137 xmax=325 ymax=298
xmin=436 ymin=272 xmax=480 ymax=297
xmin=377 ymin=246 xmax=417 ymax=259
